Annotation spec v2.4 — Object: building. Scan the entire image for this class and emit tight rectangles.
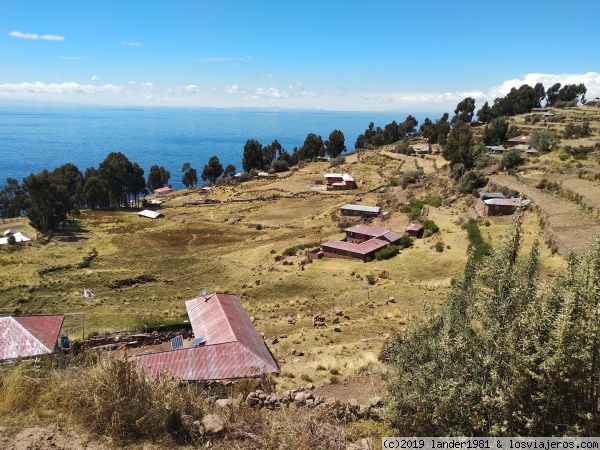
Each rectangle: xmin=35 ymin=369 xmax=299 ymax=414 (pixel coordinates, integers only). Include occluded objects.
xmin=0 ymin=315 xmax=65 ymax=361
xmin=483 ymin=198 xmax=530 ymax=216
xmin=138 ymin=210 xmax=162 ymax=219
xmin=507 ymin=135 xmax=531 ymax=145
xmin=339 ymin=204 xmax=380 ymax=218
xmin=413 ymin=146 xmax=430 ymax=155
xmin=406 ymin=223 xmax=424 ymax=238
xmin=325 ymin=173 xmax=356 ymax=190
xmin=154 ymin=187 xmax=173 ymax=196
xmin=0 ymin=231 xmax=31 ymax=245
xmin=320 ymin=225 xmax=403 ymax=261
xmin=136 ymin=293 xmax=279 ymax=381
xmin=487 ymin=145 xmax=507 ymax=155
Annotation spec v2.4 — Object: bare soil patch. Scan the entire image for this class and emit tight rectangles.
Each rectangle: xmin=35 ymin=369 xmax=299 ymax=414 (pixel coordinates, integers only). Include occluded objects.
xmin=50 ymin=230 xmax=92 ymax=249
xmin=0 ymin=424 xmax=108 ymax=450
xmin=489 ymin=174 xmax=600 ymax=254
xmin=311 ymin=371 xmax=385 ymax=404
xmin=0 ymin=221 xmax=25 ymax=233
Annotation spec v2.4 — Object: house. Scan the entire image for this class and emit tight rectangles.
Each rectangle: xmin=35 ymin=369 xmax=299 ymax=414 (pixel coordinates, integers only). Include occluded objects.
xmin=406 ymin=223 xmax=424 ymax=238
xmin=0 ymin=231 xmax=31 ymax=245
xmin=320 ymin=225 xmax=403 ymax=261
xmin=413 ymin=146 xmax=430 ymax=155
xmin=136 ymin=293 xmax=279 ymax=381
xmin=138 ymin=210 xmax=162 ymax=219
xmin=531 ymin=107 xmax=549 ymax=113
xmin=154 ymin=187 xmax=173 ymax=196
xmin=480 ymin=192 xmax=506 ymax=201
xmin=316 ymin=156 xmax=329 ymax=162
xmin=325 ymin=173 xmax=356 ymax=190
xmin=487 ymin=145 xmax=507 ymax=155
xmin=507 ymin=135 xmax=531 ymax=145
xmin=483 ymin=198 xmax=530 ymax=216
xmin=340 ymin=204 xmax=380 ymax=218
xmin=0 ymin=315 xmax=65 ymax=361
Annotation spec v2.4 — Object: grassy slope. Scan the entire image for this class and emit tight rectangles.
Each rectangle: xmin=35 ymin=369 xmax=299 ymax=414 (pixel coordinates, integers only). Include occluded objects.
xmin=2 ymin=103 xmax=599 ymax=389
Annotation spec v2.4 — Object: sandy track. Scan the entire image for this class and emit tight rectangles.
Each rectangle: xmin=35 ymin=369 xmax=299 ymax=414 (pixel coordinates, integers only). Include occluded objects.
xmin=489 ymin=174 xmax=600 ymax=254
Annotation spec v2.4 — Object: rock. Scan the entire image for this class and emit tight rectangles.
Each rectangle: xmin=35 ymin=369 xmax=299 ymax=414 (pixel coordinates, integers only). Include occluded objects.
xmin=348 ymin=398 xmax=359 ymax=412
xmin=366 ymin=302 xmax=374 ymax=308
xmin=387 ymin=296 xmax=396 ymax=304
xmin=294 ymin=392 xmax=307 ymax=404
xmin=202 ymin=414 xmax=226 ymax=434
xmin=279 ymin=334 xmax=288 ymax=339
xmin=306 ymin=382 xmax=315 ymax=390
xmin=204 ymin=396 xmax=217 ymax=407
xmin=181 ymin=414 xmax=195 ymax=428
xmin=369 ymin=396 xmax=383 ymax=407
xmin=333 ymin=327 xmax=342 ymax=332
xmin=358 ymin=404 xmax=371 ymax=418
xmin=335 ymin=309 xmax=343 ymax=316
xmin=332 ymin=317 xmax=340 ymax=324
xmin=215 ymin=398 xmax=231 ymax=409
xmin=271 ymin=337 xmax=279 ymax=345
xmin=305 ymin=399 xmax=314 ymax=407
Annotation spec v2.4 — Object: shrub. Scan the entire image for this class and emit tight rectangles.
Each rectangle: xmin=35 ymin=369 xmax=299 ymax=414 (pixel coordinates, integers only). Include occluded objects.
xmin=425 ymin=196 xmax=442 ymax=207
xmin=463 ymin=219 xmax=492 ymax=261
xmin=366 ymin=274 xmax=376 ymax=285
xmin=435 ymin=241 xmax=444 ymax=252
xmin=423 ymin=219 xmax=439 ymax=235
xmin=397 ymin=235 xmax=414 ymax=249
xmin=328 ymin=155 xmax=346 ymax=167
xmin=375 ymin=245 xmax=400 ymax=261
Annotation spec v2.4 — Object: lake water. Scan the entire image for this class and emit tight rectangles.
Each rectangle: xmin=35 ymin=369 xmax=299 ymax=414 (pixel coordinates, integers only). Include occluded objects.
xmin=0 ymin=105 xmax=432 ymax=190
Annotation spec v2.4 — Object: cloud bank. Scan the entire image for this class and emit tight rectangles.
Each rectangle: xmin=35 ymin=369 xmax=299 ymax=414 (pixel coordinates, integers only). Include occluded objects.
xmin=0 ymin=72 xmax=598 ymax=111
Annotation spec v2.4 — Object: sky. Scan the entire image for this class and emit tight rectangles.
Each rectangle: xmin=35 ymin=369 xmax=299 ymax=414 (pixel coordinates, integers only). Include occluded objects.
xmin=1 ymin=0 xmax=599 ymax=112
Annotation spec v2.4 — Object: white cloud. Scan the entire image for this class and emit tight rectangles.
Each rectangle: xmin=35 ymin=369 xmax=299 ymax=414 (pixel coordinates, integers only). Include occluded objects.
xmin=225 ymin=85 xmax=241 ymax=94
xmin=141 ymin=82 xmax=154 ymax=88
xmin=185 ymin=85 xmax=199 ymax=93
xmin=254 ymin=87 xmax=288 ymax=99
xmin=0 ymin=81 xmax=122 ymax=96
xmin=121 ymin=41 xmax=142 ymax=47
xmin=91 ymin=75 xmax=99 ymax=81
xmin=8 ymin=31 xmax=65 ymax=41
xmin=487 ymin=72 xmax=600 ymax=100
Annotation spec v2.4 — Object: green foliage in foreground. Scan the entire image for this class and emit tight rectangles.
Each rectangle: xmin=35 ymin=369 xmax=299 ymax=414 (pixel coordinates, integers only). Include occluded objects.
xmin=382 ymin=210 xmax=600 ymax=435
xmin=464 ymin=219 xmax=492 ymax=261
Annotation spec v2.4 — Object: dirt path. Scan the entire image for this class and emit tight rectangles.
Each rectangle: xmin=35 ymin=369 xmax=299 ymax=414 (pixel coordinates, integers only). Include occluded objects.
xmin=489 ymin=174 xmax=600 ymax=254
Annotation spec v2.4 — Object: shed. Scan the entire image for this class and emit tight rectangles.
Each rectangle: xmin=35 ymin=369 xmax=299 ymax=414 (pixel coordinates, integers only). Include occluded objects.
xmin=483 ymin=198 xmax=528 ymax=216
xmin=0 ymin=315 xmax=65 ymax=360
xmin=406 ymin=223 xmax=424 ymax=238
xmin=154 ymin=187 xmax=173 ymax=196
xmin=321 ymin=238 xmax=389 ymax=262
xmin=480 ymin=192 xmax=506 ymax=201
xmin=340 ymin=204 xmax=380 ymax=218
xmin=0 ymin=232 xmax=31 ymax=245
xmin=507 ymin=135 xmax=531 ymax=144
xmin=138 ymin=210 xmax=162 ymax=219
xmin=136 ymin=293 xmax=279 ymax=381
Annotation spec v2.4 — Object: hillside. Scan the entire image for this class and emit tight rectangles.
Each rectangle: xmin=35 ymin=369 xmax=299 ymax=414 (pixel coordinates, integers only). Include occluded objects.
xmin=1 ymin=102 xmax=600 ymax=447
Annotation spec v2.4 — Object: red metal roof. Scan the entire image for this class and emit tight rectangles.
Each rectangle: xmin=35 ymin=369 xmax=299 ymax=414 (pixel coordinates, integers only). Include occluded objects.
xmin=406 ymin=223 xmax=424 ymax=232
xmin=0 ymin=315 xmax=65 ymax=360
xmin=321 ymin=238 xmax=389 ymax=255
xmin=136 ymin=293 xmax=279 ymax=381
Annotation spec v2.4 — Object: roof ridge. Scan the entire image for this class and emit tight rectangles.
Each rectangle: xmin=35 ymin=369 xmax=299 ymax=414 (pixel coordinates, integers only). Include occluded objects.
xmin=234 ymin=340 xmax=279 ymax=371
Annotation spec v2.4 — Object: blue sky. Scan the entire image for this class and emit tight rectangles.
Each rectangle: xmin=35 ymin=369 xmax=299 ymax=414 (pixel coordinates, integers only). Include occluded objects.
xmin=1 ymin=0 xmax=599 ymax=111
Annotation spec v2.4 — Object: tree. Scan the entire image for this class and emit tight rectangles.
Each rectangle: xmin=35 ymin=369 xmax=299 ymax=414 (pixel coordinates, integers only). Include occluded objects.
xmin=529 ymin=130 xmax=554 ymax=153
xmin=262 ymin=140 xmax=282 ymax=167
xmin=546 ymin=82 xmax=561 ymax=106
xmin=222 ymin=164 xmax=236 ymax=179
xmin=298 ymin=133 xmax=325 ymax=161
xmin=398 ymin=115 xmax=419 ymax=139
xmin=482 ymin=117 xmax=509 ymax=145
xmin=501 ymin=148 xmax=525 ymax=171
xmin=128 ymin=162 xmax=147 ymax=208
xmin=476 ymin=101 xmax=492 ymax=123
xmin=82 ymin=168 xmax=109 ymax=210
xmin=0 ymin=178 xmax=26 ymax=219
xmin=181 ymin=162 xmax=198 ymax=189
xmin=98 ymin=152 xmax=135 ymax=208
xmin=52 ymin=163 xmax=84 ymax=228
xmin=242 ymin=139 xmax=264 ymax=172
xmin=147 ymin=165 xmax=171 ymax=191
xmin=22 ymin=170 xmax=61 ymax=234
xmin=325 ymin=129 xmax=346 ymax=158
xmin=442 ymin=122 xmax=482 ymax=169
xmin=452 ymin=97 xmax=476 ymax=125
xmin=201 ymin=156 xmax=224 ymax=183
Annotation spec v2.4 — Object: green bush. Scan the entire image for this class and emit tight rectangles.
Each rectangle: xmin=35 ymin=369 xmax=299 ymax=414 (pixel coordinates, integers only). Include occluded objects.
xmin=435 ymin=241 xmax=444 ymax=252
xmin=366 ymin=274 xmax=376 ymax=285
xmin=375 ymin=245 xmax=400 ymax=260
xmin=425 ymin=196 xmax=442 ymax=207
xmin=423 ymin=219 xmax=439 ymax=234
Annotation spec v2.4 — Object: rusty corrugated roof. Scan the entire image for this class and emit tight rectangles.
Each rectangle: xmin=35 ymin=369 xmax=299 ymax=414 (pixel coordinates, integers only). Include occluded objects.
xmin=321 ymin=238 xmax=389 ymax=255
xmin=136 ymin=293 xmax=279 ymax=381
xmin=0 ymin=315 xmax=65 ymax=360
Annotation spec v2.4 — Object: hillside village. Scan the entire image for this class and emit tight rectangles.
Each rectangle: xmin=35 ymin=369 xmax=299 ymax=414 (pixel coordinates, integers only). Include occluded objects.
xmin=1 ymin=97 xmax=600 ymax=447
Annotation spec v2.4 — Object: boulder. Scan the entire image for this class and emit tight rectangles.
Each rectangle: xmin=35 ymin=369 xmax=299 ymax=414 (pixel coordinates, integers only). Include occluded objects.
xmin=357 ymin=404 xmax=371 ymax=418
xmin=215 ymin=398 xmax=231 ymax=409
xmin=202 ymin=414 xmax=226 ymax=434
xmin=369 ymin=396 xmax=383 ymax=407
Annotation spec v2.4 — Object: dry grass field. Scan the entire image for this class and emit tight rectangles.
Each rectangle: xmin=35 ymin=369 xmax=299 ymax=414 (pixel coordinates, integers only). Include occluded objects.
xmin=2 ymin=103 xmax=600 ymax=448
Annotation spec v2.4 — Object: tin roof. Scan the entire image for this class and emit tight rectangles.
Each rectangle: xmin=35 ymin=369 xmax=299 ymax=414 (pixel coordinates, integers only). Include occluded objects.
xmin=321 ymin=238 xmax=389 ymax=255
xmin=340 ymin=204 xmax=380 ymax=214
xmin=136 ymin=293 xmax=279 ymax=381
xmin=406 ymin=223 xmax=424 ymax=232
xmin=507 ymin=135 xmax=531 ymax=144
xmin=138 ymin=210 xmax=161 ymax=219
xmin=154 ymin=187 xmax=173 ymax=194
xmin=484 ymin=198 xmax=521 ymax=206
xmin=0 ymin=315 xmax=65 ymax=360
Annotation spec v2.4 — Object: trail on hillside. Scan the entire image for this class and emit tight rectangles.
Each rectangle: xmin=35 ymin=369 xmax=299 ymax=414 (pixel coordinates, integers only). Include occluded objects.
xmin=489 ymin=174 xmax=600 ymax=254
